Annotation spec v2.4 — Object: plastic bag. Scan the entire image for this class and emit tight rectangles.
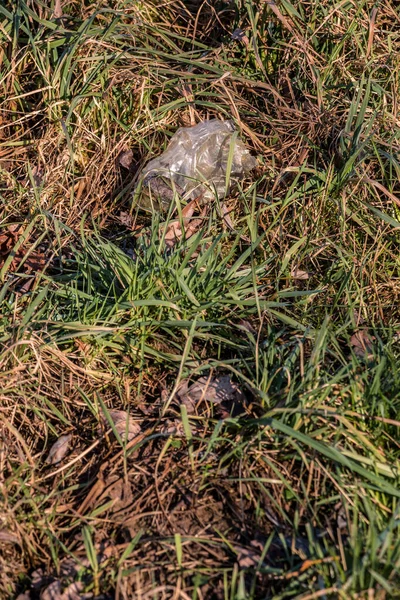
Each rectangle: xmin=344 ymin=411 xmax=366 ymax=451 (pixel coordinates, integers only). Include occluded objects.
xmin=135 ymin=119 xmax=256 ymax=211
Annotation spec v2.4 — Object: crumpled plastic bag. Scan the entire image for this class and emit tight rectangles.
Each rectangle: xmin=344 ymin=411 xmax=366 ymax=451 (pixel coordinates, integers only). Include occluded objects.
xmin=135 ymin=119 xmax=256 ymax=211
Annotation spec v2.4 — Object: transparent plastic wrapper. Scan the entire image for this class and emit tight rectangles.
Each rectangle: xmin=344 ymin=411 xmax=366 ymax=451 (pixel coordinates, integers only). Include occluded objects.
xmin=135 ymin=119 xmax=256 ymax=212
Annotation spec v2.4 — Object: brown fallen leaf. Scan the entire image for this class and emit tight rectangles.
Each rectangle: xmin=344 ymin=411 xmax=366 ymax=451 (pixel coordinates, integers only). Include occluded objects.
xmin=99 ymin=473 xmax=134 ymax=515
xmin=31 ymin=165 xmax=44 ymax=187
xmin=350 ymin=329 xmax=375 ymax=358
xmin=31 ymin=564 xmax=93 ymax=599
xmin=31 ymin=569 xmax=50 ymax=591
xmin=21 ymin=250 xmax=47 ymax=275
xmin=0 ymin=224 xmax=19 ymax=264
xmin=40 ymin=581 xmax=88 ymax=600
xmin=236 ymin=539 xmax=264 ymax=568
xmin=41 ymin=580 xmax=62 ymax=600
xmin=53 ymin=0 xmax=63 ymax=19
xmin=335 ymin=501 xmax=348 ymax=530
xmin=159 ymin=419 xmax=184 ymax=436
xmin=176 ymin=375 xmax=245 ymax=416
xmin=0 ymin=224 xmax=47 ymax=280
xmin=20 ymin=165 xmax=44 ymax=188
xmin=117 ymin=149 xmax=134 ymax=170
xmin=164 ymin=198 xmax=201 ymax=248
xmin=102 ymin=409 xmax=141 ymax=442
xmin=60 ymin=582 xmax=86 ymax=600
xmin=237 ymin=319 xmax=257 ymax=334
xmin=291 ymin=267 xmax=310 ymax=280
xmin=119 ymin=211 xmax=133 ymax=227
xmin=45 ymin=434 xmax=72 ymax=465
xmin=231 ymin=28 xmax=249 ymax=47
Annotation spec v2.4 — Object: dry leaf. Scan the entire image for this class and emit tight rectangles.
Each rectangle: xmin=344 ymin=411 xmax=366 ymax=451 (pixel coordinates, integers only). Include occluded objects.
xmin=119 ymin=211 xmax=133 ymax=227
xmin=40 ymin=581 xmax=87 ymax=600
xmin=236 ymin=547 xmax=261 ymax=568
xmin=32 ymin=569 xmax=50 ymax=591
xmin=291 ymin=267 xmax=309 ymax=280
xmin=350 ymin=329 xmax=375 ymax=358
xmin=221 ymin=203 xmax=235 ymax=231
xmin=164 ymin=221 xmax=184 ymax=247
xmin=101 ymin=473 xmax=133 ymax=513
xmin=31 ymin=165 xmax=44 ymax=187
xmin=102 ymin=409 xmax=141 ymax=442
xmin=335 ymin=501 xmax=348 ymax=530
xmin=0 ymin=224 xmax=47 ymax=278
xmin=164 ymin=198 xmax=199 ymax=248
xmin=237 ymin=319 xmax=256 ymax=334
xmin=58 ymin=559 xmax=79 ymax=580
xmin=176 ymin=375 xmax=245 ymax=415
xmin=22 ymin=250 xmax=47 ymax=275
xmin=231 ymin=28 xmax=249 ymax=46
xmin=45 ymin=434 xmax=72 ymax=465
xmin=117 ymin=149 xmax=134 ymax=170
xmin=41 ymin=581 xmax=62 ymax=600
xmin=20 ymin=165 xmax=44 ymax=188
xmin=160 ymin=419 xmax=184 ymax=436
xmin=0 ymin=225 xmax=19 ymax=264
xmin=236 ymin=539 xmax=264 ymax=568
xmin=53 ymin=0 xmax=63 ymax=18
xmin=60 ymin=582 xmax=85 ymax=600
xmin=367 ymin=6 xmax=378 ymax=58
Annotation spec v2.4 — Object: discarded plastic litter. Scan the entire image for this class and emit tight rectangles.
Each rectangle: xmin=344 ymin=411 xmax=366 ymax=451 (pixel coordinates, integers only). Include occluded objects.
xmin=135 ymin=119 xmax=256 ymax=211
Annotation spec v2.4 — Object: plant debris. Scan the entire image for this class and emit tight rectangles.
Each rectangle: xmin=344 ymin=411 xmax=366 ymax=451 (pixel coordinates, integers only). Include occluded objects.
xmin=0 ymin=224 xmax=47 ymax=283
xmin=45 ymin=434 xmax=72 ymax=465
xmin=101 ymin=409 xmax=141 ymax=443
xmin=350 ymin=329 xmax=375 ymax=358
xmin=175 ymin=375 xmax=246 ymax=416
xmin=163 ymin=197 xmax=205 ymax=247
xmin=117 ymin=149 xmax=134 ymax=171
xmin=291 ymin=267 xmax=310 ymax=280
